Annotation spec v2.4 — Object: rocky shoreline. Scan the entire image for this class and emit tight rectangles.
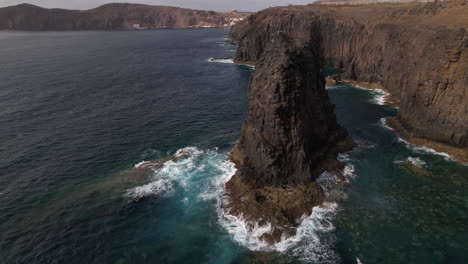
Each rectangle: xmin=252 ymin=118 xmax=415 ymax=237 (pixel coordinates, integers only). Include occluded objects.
xmin=336 ymin=78 xmax=468 ymax=163
xmin=231 ymin=2 xmax=467 ymax=160
xmin=223 ymin=1 xmax=467 ymax=245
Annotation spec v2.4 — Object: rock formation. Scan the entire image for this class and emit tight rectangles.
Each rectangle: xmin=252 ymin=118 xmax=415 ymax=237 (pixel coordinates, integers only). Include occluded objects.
xmin=0 ymin=3 xmax=250 ymax=30
xmin=224 ymin=1 xmax=467 ymax=244
xmin=224 ymin=32 xmax=354 ymax=243
xmin=232 ymin=1 xmax=468 ymax=161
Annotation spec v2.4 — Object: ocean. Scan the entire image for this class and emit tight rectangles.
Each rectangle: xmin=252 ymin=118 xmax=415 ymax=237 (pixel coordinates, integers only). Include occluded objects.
xmin=0 ymin=29 xmax=467 ymax=264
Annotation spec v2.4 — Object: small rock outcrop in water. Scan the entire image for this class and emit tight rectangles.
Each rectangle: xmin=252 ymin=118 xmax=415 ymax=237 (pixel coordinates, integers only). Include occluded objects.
xmin=231 ymin=1 xmax=468 ymax=162
xmin=225 ymin=33 xmax=354 ymax=243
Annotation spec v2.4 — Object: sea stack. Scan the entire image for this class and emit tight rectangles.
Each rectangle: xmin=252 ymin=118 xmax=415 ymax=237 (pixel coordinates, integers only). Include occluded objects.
xmin=224 ymin=33 xmax=354 ymax=243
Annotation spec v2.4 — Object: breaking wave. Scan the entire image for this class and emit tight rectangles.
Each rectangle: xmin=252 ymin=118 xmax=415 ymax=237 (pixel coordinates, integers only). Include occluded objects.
xmin=208 ymin=57 xmax=256 ymax=69
xmin=352 ymin=85 xmax=390 ymax=106
xmin=126 ymin=146 xmax=356 ymax=262
xmin=396 ymin=137 xmax=456 ymax=162
xmin=208 ymin=57 xmax=234 ymax=64
xmin=378 ymin=117 xmax=394 ymax=131
xmin=379 ymin=118 xmax=466 ymax=166
xmin=214 ymin=155 xmax=356 ymax=263
xmin=394 ymin=157 xmax=427 ymax=168
xmin=407 ymin=157 xmax=427 ymax=168
xmin=126 ymin=147 xmax=205 ymax=200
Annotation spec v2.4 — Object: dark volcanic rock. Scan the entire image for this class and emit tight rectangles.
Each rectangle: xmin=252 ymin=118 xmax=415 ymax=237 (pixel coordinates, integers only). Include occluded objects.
xmin=224 ymin=33 xmax=354 ymax=243
xmin=231 ymin=1 xmax=468 ymax=161
xmin=231 ymin=33 xmax=352 ymax=188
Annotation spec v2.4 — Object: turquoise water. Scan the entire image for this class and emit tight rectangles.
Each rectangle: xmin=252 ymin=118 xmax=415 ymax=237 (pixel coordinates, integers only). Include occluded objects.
xmin=0 ymin=29 xmax=467 ymax=264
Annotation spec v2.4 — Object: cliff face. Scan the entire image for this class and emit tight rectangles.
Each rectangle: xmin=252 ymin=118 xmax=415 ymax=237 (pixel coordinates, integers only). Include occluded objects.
xmin=232 ymin=2 xmax=468 ymax=161
xmin=0 ymin=3 xmax=249 ymax=30
xmin=231 ymin=33 xmax=351 ymax=188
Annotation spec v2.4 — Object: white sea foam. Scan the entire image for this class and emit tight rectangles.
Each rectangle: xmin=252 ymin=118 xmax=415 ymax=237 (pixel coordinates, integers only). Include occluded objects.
xmin=214 ymin=154 xmax=354 ymax=263
xmin=395 ymin=157 xmax=427 ymax=168
xmin=343 ymin=165 xmax=356 ymax=179
xmin=338 ymin=153 xmax=356 ymax=182
xmin=218 ymin=199 xmax=339 ymax=259
xmin=133 ymin=161 xmax=150 ymax=168
xmin=371 ymin=90 xmax=389 ymax=105
xmin=126 ymin=147 xmax=203 ymax=200
xmin=357 ymin=257 xmax=364 ymax=264
xmin=208 ymin=57 xmax=256 ymax=69
xmin=208 ymin=57 xmax=234 ymax=64
xmin=198 ymin=159 xmax=236 ymax=201
xmin=338 ymin=153 xmax=352 ymax=163
xmin=352 ymin=85 xmax=390 ymax=106
xmin=378 ymin=117 xmax=394 ymax=131
xmin=407 ymin=157 xmax=427 ymax=168
xmin=379 ymin=119 xmax=467 ymax=166
xmin=127 ymin=145 xmax=354 ymax=261
xmin=206 ymin=159 xmax=341 ymax=256
xmin=174 ymin=146 xmax=203 ymax=158
xmin=397 ymin=137 xmax=455 ymax=161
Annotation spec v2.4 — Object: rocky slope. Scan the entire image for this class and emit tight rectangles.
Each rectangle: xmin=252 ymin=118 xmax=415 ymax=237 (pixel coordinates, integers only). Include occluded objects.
xmin=232 ymin=1 xmax=468 ymax=161
xmin=0 ymin=3 xmax=249 ymax=30
xmin=224 ymin=32 xmax=354 ymax=242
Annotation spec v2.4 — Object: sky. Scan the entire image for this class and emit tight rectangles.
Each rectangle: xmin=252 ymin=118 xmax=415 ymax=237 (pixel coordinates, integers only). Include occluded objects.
xmin=0 ymin=0 xmax=314 ymax=11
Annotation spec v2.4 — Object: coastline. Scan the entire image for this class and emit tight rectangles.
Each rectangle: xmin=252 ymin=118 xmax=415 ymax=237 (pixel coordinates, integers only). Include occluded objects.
xmin=342 ymin=79 xmax=400 ymax=108
xmin=386 ymin=117 xmax=468 ymax=164
xmin=340 ymin=79 xmax=468 ymax=164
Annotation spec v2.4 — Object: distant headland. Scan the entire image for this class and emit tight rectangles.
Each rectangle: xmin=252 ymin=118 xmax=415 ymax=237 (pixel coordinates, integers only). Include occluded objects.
xmin=0 ymin=3 xmax=251 ymax=30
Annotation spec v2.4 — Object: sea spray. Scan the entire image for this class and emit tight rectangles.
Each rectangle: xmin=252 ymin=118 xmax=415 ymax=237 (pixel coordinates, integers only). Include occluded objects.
xmin=208 ymin=58 xmax=235 ymax=64
xmin=394 ymin=157 xmax=427 ymax=168
xmin=126 ymin=146 xmax=355 ymax=262
xmin=208 ymin=57 xmax=256 ymax=69
xmin=214 ymin=153 xmax=356 ymax=263
xmin=378 ymin=117 xmax=394 ymax=131
xmin=126 ymin=147 xmax=204 ymax=200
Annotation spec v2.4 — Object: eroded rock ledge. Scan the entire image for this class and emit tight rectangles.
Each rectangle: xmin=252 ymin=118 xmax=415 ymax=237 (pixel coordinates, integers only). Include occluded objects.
xmin=224 ymin=33 xmax=354 ymax=243
xmin=231 ymin=1 xmax=468 ymax=162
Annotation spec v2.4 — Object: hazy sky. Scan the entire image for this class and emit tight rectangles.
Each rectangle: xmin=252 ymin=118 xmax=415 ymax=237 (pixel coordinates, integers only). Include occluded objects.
xmin=0 ymin=0 xmax=314 ymax=11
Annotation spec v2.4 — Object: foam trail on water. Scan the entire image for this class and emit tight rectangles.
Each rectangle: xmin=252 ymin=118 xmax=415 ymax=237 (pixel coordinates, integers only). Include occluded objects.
xmin=378 ymin=117 xmax=394 ymax=131
xmin=394 ymin=157 xmax=427 ymax=168
xmin=126 ymin=146 xmax=354 ymax=262
xmin=208 ymin=57 xmax=256 ymax=69
xmin=208 ymin=57 xmax=234 ymax=64
xmin=134 ymin=161 xmax=150 ymax=168
xmin=407 ymin=157 xmax=427 ymax=168
xmin=126 ymin=147 xmax=203 ymax=200
xmin=352 ymin=85 xmax=390 ymax=106
xmin=211 ymin=157 xmax=356 ymax=263
xmin=396 ymin=137 xmax=459 ymax=163
xmin=378 ymin=117 xmax=467 ymax=166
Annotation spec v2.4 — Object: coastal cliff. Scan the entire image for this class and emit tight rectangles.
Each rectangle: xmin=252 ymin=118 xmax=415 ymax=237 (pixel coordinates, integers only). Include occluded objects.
xmin=232 ymin=1 xmax=468 ymax=161
xmin=224 ymin=32 xmax=354 ymax=242
xmin=0 ymin=3 xmax=249 ymax=30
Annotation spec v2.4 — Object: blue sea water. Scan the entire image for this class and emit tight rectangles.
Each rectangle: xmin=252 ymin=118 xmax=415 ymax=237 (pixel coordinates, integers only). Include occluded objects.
xmin=0 ymin=29 xmax=467 ymax=264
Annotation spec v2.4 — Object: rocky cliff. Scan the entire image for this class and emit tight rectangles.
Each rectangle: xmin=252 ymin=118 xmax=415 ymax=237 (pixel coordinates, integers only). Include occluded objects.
xmin=232 ymin=1 xmax=468 ymax=161
xmin=0 ymin=3 xmax=249 ymax=30
xmin=224 ymin=31 xmax=354 ymax=242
